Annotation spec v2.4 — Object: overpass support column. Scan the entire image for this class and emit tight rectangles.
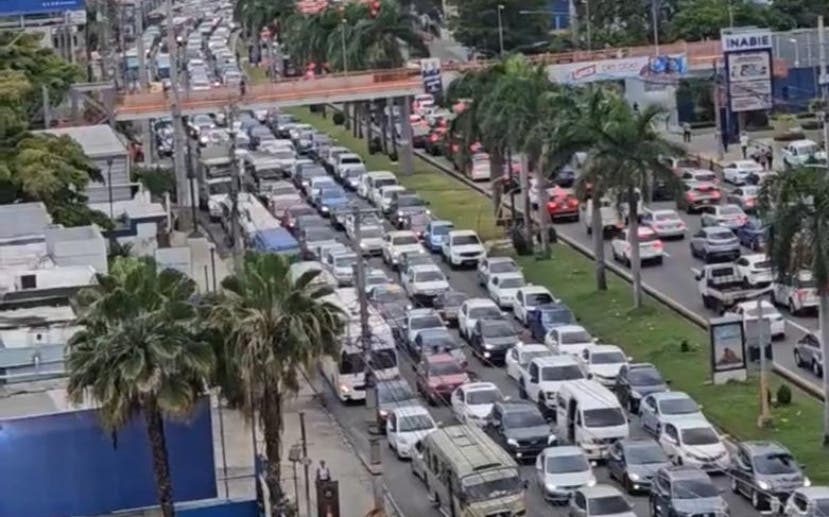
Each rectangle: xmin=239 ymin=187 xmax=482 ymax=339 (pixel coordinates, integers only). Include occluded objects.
xmin=399 ymin=95 xmax=414 ymax=175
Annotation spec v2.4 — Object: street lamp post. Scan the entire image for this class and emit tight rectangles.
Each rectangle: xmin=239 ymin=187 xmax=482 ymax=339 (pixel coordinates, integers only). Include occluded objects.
xmin=651 ymin=0 xmax=660 ymax=54
xmin=341 ymin=18 xmax=348 ymax=74
xmin=497 ymin=4 xmax=504 ymax=56
xmin=583 ymin=0 xmax=592 ymax=51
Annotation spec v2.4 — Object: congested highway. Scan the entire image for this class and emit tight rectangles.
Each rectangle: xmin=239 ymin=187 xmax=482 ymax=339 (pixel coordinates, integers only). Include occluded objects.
xmin=222 ymin=112 xmax=775 ymax=517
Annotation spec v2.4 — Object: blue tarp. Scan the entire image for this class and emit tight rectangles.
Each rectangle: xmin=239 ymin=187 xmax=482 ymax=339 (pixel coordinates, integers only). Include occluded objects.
xmin=251 ymin=227 xmax=300 ymax=255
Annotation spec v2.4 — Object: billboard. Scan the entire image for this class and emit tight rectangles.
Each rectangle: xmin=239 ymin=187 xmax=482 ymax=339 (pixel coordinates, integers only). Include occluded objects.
xmin=0 ymin=398 xmax=217 ymax=517
xmin=547 ymin=54 xmax=687 ymax=85
xmin=0 ymin=0 xmax=84 ymax=15
xmin=722 ymin=27 xmax=774 ymax=113
xmin=420 ymin=58 xmax=442 ymax=95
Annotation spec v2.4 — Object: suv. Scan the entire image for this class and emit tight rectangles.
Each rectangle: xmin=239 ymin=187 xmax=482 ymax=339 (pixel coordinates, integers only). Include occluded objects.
xmin=700 ymin=204 xmax=749 ymax=230
xmin=730 ymin=441 xmax=809 ymax=512
xmin=689 ymin=226 xmax=741 ymax=263
xmin=794 ymin=332 xmax=823 ymax=377
xmin=441 ymin=230 xmax=486 ymax=268
xmin=615 ymin=363 xmax=669 ymax=413
xmin=649 ymin=466 xmax=729 ymax=517
xmin=414 ymin=353 xmax=470 ymax=406
xmin=484 ymin=400 xmax=556 ymax=460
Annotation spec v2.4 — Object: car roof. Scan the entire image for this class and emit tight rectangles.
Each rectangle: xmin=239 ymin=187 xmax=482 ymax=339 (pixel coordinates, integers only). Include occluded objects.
xmin=388 ymin=230 xmax=418 ymax=238
xmin=533 ymin=355 xmax=578 ymax=367
xmin=587 ymin=344 xmax=624 ymax=354
xmin=620 ymin=438 xmax=662 ymax=451
xmin=392 ymin=405 xmax=430 ymax=418
xmin=493 ymin=272 xmax=525 ymax=280
xmin=410 ymin=264 xmax=442 ymax=273
xmin=449 ymin=229 xmax=478 ymax=236
xmin=542 ymin=445 xmax=584 ymax=457
xmin=579 ymin=485 xmax=624 ymax=498
xmin=462 ymin=381 xmax=499 ymax=393
xmin=649 ymin=391 xmax=691 ymax=402
xmin=553 ymin=324 xmax=589 ymax=334
xmin=668 ymin=416 xmax=714 ymax=430
xmin=488 ymin=256 xmax=515 ymax=263
xmin=425 ymin=353 xmax=458 ymax=364
xmin=496 ymin=400 xmax=538 ymax=413
xmin=702 ymin=225 xmax=732 ymax=233
xmin=741 ymin=441 xmax=789 ymax=455
xmin=741 ymin=253 xmax=768 ymax=262
xmin=516 ymin=342 xmax=550 ymax=353
xmin=665 ymin=465 xmax=711 ymax=481
xmin=518 ymin=285 xmax=550 ymax=294
xmin=408 ymin=308 xmax=439 ymax=318
xmin=464 ymin=297 xmax=498 ymax=308
xmin=648 ymin=208 xmax=679 ymax=216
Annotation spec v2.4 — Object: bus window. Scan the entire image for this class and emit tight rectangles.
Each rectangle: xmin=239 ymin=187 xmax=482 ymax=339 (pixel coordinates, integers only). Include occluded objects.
xmin=340 ymin=352 xmax=365 ymax=374
xmin=371 ymin=348 xmax=397 ymax=369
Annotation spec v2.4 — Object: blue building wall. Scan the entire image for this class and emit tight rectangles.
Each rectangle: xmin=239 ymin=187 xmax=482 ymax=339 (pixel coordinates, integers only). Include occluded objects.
xmin=179 ymin=500 xmax=259 ymax=517
xmin=549 ymin=0 xmax=570 ymax=30
xmin=773 ymin=66 xmax=820 ymax=112
xmin=0 ymin=398 xmax=217 ymax=517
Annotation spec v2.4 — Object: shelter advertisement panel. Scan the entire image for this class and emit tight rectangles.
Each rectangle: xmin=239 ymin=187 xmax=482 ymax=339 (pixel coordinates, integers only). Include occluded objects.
xmin=546 ymin=54 xmax=687 ymax=85
xmin=726 ymin=50 xmax=773 ymax=112
xmin=709 ymin=316 xmax=748 ymax=384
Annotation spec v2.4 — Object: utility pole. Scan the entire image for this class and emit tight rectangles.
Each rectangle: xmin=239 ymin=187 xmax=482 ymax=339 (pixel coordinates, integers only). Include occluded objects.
xmin=756 ymin=295 xmax=773 ymax=428
xmin=535 ymin=147 xmax=550 ymax=258
xmin=135 ymin=1 xmax=147 ymax=90
xmin=165 ymin=0 xmax=189 ymax=230
xmin=227 ymin=106 xmax=242 ymax=273
xmin=496 ymin=4 xmax=505 ymax=56
xmin=399 ymin=96 xmax=414 ymax=175
xmin=520 ymin=154 xmax=532 ymax=245
xmin=299 ymin=411 xmax=311 ymax=517
xmin=651 ymin=0 xmax=659 ymax=54
xmin=819 ymin=16 xmax=829 ymax=150
xmin=713 ymin=58 xmax=724 ymax=160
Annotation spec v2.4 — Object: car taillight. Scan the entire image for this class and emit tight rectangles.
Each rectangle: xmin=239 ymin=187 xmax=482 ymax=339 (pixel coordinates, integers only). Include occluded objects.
xmin=745 ymin=197 xmax=756 ymax=205
xmin=569 ymin=198 xmax=578 ymax=207
xmin=711 ymin=190 xmax=721 ymax=198
xmin=429 ymin=134 xmax=438 ymax=142
xmin=652 ymin=240 xmax=663 ymax=249
xmin=547 ymin=201 xmax=558 ymax=210
xmin=687 ymin=193 xmax=696 ymax=201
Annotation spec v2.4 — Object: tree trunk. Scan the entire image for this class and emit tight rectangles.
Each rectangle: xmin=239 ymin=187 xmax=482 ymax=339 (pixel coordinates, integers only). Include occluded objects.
xmin=357 ymin=103 xmax=364 ymax=139
xmin=628 ymin=185 xmax=642 ymax=307
xmin=365 ymin=102 xmax=373 ymax=153
xmin=343 ymin=102 xmax=350 ymax=130
xmin=143 ymin=397 xmax=176 ymax=517
xmin=820 ymin=293 xmax=829 ymax=445
xmin=262 ymin=384 xmax=284 ymax=512
xmin=380 ymin=100 xmax=389 ymax=153
xmin=519 ymin=153 xmax=532 ymax=245
xmin=591 ymin=195 xmax=607 ymax=291
xmin=390 ymin=98 xmax=398 ymax=159
xmin=352 ymin=103 xmax=359 ymax=138
xmin=536 ymin=151 xmax=551 ymax=258
xmin=490 ymin=151 xmax=504 ymax=216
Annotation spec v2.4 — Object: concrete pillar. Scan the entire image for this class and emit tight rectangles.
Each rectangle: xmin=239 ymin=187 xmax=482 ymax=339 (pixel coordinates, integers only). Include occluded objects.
xmin=399 ymin=96 xmax=414 ymax=175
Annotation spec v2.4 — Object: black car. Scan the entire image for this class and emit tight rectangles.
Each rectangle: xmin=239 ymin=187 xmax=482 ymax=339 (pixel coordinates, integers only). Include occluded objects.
xmin=615 ymin=363 xmax=669 ymax=413
xmin=412 ymin=327 xmax=465 ymax=366
xmin=730 ymin=441 xmax=808 ymax=511
xmin=375 ymin=378 xmax=419 ymax=431
xmin=606 ymin=439 xmax=671 ymax=494
xmin=433 ymin=290 xmax=467 ymax=327
xmin=468 ymin=319 xmax=519 ymax=365
xmin=649 ymin=466 xmax=729 ymax=517
xmin=484 ymin=401 xmax=556 ymax=461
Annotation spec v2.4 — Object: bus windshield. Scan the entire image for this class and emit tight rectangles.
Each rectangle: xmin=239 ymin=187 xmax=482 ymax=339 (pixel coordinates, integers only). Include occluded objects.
xmin=340 ymin=352 xmax=365 ymax=374
xmin=461 ymin=469 xmax=523 ymax=503
xmin=371 ymin=348 xmax=397 ymax=370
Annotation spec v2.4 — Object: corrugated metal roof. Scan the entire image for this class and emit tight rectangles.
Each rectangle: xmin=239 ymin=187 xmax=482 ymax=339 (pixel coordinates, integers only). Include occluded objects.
xmin=36 ymin=124 xmax=128 ymax=158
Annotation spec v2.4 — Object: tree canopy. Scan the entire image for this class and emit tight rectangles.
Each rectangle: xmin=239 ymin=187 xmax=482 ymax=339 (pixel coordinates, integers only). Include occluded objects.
xmin=447 ymin=0 xmax=551 ymax=57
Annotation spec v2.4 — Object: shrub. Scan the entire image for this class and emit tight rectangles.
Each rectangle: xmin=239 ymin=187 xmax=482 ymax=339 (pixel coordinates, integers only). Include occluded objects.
xmin=777 ymin=384 xmax=793 ymax=406
xmin=332 ymin=112 xmax=345 ymax=125
xmin=680 ymin=340 xmax=691 ymax=353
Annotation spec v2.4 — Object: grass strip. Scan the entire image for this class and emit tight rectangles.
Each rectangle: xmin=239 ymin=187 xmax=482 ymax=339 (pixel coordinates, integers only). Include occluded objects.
xmin=290 ymin=106 xmax=829 ymax=482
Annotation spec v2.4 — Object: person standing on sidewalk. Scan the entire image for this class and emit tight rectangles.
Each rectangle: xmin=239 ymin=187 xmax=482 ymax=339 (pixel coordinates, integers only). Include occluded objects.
xmin=740 ymin=132 xmax=749 ymax=159
xmin=316 ymin=460 xmax=331 ymax=481
xmin=682 ymin=122 xmax=692 ymax=143
xmin=766 ymin=147 xmax=774 ymax=170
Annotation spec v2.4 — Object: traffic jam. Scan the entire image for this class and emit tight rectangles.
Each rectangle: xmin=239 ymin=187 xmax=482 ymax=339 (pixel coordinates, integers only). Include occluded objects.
xmin=203 ymin=96 xmax=827 ymax=517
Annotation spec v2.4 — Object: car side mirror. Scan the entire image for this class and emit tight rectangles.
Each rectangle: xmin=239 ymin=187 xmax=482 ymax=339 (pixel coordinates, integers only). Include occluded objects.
xmin=411 ymin=364 xmax=417 ymax=372
xmin=522 ymin=480 xmax=530 ymax=489
xmin=627 ymin=356 xmax=633 ymax=362
xmin=665 ymin=379 xmax=672 ymax=386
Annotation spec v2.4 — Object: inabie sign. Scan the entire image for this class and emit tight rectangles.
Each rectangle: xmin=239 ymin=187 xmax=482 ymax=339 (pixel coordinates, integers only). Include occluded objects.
xmin=721 ymin=28 xmax=772 ymax=52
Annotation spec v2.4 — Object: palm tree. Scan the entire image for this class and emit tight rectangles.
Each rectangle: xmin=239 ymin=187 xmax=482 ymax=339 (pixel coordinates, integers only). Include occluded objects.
xmin=349 ymin=0 xmax=428 ymax=69
xmin=234 ymin=0 xmax=295 ymax=41
xmin=759 ymin=167 xmax=829 ymax=444
xmin=66 ymin=257 xmax=213 ymax=517
xmin=205 ymin=252 xmax=344 ymax=510
xmin=587 ymin=100 xmax=683 ymax=306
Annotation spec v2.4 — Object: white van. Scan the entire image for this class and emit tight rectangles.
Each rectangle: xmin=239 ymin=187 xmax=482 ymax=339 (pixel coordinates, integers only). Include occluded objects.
xmin=554 ymin=379 xmax=629 ymax=460
xmin=358 ymin=170 xmax=398 ymax=199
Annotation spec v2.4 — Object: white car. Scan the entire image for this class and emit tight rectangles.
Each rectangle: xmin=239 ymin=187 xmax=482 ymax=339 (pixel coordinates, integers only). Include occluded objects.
xmin=730 ymin=300 xmax=786 ymax=339
xmin=658 ymin=418 xmax=730 ymax=472
xmin=353 ymin=224 xmax=384 ymax=256
xmin=385 ymin=405 xmax=437 ymax=459
xmin=364 ymin=268 xmax=391 ymax=294
xmin=305 ymin=175 xmax=337 ymax=199
xmin=290 ymin=158 xmax=315 ymax=178
xmin=322 ymin=249 xmax=357 ymax=286
xmin=734 ymin=254 xmax=772 ymax=287
xmin=402 ymin=264 xmax=450 ymax=300
xmin=641 ymin=208 xmax=687 ymax=239
xmin=722 ymin=160 xmax=763 ymax=185
xmin=505 ymin=342 xmax=554 ymax=383
xmin=782 ymin=139 xmax=826 ymax=169
xmin=450 ymin=382 xmax=502 ymax=426
xmin=639 ymin=391 xmax=705 ymax=436
xmin=458 ymin=298 xmax=503 ymax=341
xmin=487 ymin=272 xmax=526 ymax=309
xmin=545 ymin=325 xmax=595 ymax=356
xmin=374 ymin=184 xmax=406 ymax=212
xmin=441 ymin=230 xmax=486 ymax=268
xmin=403 ymin=308 xmax=445 ymax=347
xmin=577 ymin=345 xmax=629 ymax=387
xmin=477 ymin=256 xmax=520 ymax=286
xmin=513 ymin=285 xmax=557 ymax=325
xmin=610 ymin=227 xmax=664 ymax=266
xmin=535 ymin=446 xmax=596 ymax=502
xmin=771 ymin=269 xmax=818 ymax=315
xmin=382 ymin=230 xmax=426 ymax=268
xmin=333 ymin=152 xmax=363 ymax=180
xmin=520 ymin=355 xmax=585 ymax=410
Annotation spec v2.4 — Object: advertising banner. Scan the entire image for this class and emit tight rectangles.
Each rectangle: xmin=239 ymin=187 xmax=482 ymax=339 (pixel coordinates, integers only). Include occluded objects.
xmin=0 ymin=0 xmax=84 ymax=15
xmin=420 ymin=57 xmax=442 ymax=95
xmin=547 ymin=54 xmax=687 ymax=85
xmin=726 ymin=50 xmax=773 ymax=112
xmin=709 ymin=316 xmax=748 ymax=384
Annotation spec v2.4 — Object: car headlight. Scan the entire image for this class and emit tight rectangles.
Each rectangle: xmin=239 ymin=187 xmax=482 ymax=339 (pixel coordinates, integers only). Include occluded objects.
xmin=321 ymin=206 xmax=329 ymax=212
xmin=506 ymin=438 xmax=519 ymax=447
xmin=544 ymin=483 xmax=558 ymax=493
xmin=483 ymin=343 xmax=494 ymax=350
xmin=757 ymin=480 xmax=771 ymax=491
xmin=587 ymin=478 xmax=597 ymax=487
xmin=379 ymin=409 xmax=388 ymax=417
xmin=629 ymin=473 xmax=640 ymax=481
xmin=804 ymin=477 xmax=812 ymax=487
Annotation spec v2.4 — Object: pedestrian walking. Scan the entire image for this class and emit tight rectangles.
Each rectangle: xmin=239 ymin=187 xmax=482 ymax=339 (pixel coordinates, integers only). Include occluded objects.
xmin=316 ymin=460 xmax=331 ymax=481
xmin=758 ymin=149 xmax=767 ymax=170
xmin=740 ymin=132 xmax=749 ymax=159
xmin=765 ymin=147 xmax=774 ymax=170
xmin=239 ymin=77 xmax=247 ymax=97
xmin=682 ymin=122 xmax=692 ymax=143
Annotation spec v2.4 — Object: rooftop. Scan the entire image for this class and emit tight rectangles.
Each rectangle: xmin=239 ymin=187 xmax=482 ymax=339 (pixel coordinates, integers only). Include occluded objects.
xmin=36 ymin=125 xmax=127 ymax=158
xmin=0 ymin=203 xmax=52 ymax=241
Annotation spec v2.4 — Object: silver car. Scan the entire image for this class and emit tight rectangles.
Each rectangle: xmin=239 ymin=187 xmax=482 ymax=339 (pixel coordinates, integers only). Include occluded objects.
xmin=725 ymin=185 xmax=761 ymax=212
xmin=794 ymin=332 xmax=823 ymax=377
xmin=730 ymin=441 xmax=809 ymax=512
xmin=689 ymin=226 xmax=741 ymax=263
xmin=785 ymin=486 xmax=829 ymax=517
xmin=700 ymin=204 xmax=749 ymax=230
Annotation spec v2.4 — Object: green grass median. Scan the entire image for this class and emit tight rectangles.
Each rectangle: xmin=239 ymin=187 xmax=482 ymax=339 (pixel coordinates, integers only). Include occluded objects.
xmin=290 ymin=107 xmax=829 ymax=482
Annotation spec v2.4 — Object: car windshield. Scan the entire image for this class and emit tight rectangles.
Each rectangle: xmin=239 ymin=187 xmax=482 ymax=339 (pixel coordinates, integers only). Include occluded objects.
xmin=340 ymin=156 xmax=361 ymax=165
xmin=397 ymin=196 xmax=425 ymax=207
xmin=340 ymin=352 xmax=365 ymax=374
xmin=453 ymin=235 xmax=480 ymax=245
xmin=467 ymin=389 xmax=499 ymax=405
xmin=499 ymin=277 xmax=525 ymax=289
xmin=561 ymin=330 xmax=592 ymax=344
xmin=655 ymin=212 xmax=680 ymax=221
xmin=411 ymin=315 xmax=443 ymax=330
xmin=490 ymin=261 xmax=518 ymax=274
xmin=345 ymin=168 xmax=362 ymax=178
xmin=366 ymin=275 xmax=387 ymax=287
xmin=432 ymin=224 xmax=452 ymax=235
xmin=526 ymin=293 xmax=554 ymax=306
xmin=361 ymin=228 xmax=383 ymax=239
xmin=626 ymin=444 xmax=669 ymax=464
xmin=372 ymin=288 xmax=407 ymax=303
xmin=469 ymin=306 xmax=501 ymax=319
xmin=672 ymin=479 xmax=719 ymax=499
xmin=681 ymin=427 xmax=720 ymax=446
xmin=629 ymin=368 xmax=664 ymax=386
xmin=461 ymin=472 xmax=522 ymax=502
xmin=521 ymin=350 xmax=552 ymax=366
xmin=591 ymin=351 xmax=626 ymax=364
xmin=375 ymin=178 xmax=397 ymax=189
xmin=398 ymin=414 xmax=434 ymax=432
xmin=541 ymin=365 xmax=584 ymax=381
xmin=547 ymin=454 xmax=589 ymax=474
xmin=709 ymin=230 xmax=734 ymax=240
xmin=588 ymin=496 xmax=631 ymax=515
xmin=482 ymin=323 xmax=516 ymax=338
xmin=583 ymin=408 xmax=626 ymax=428
xmin=378 ymin=383 xmax=414 ymax=404
xmin=659 ymin=397 xmax=699 ymax=415
xmin=720 ymin=206 xmax=742 ymax=215
xmin=415 ymin=271 xmax=445 ymax=283
xmin=503 ymin=409 xmax=546 ymax=428
xmin=753 ymin=453 xmax=799 ymax=475
xmin=334 ymin=255 xmax=357 ymax=268
xmin=320 ymin=189 xmax=344 ymax=200
xmin=393 ymin=235 xmax=419 ymax=245
xmin=541 ymin=309 xmax=573 ymax=325
xmin=429 ymin=361 xmax=464 ymax=376
xmin=305 ymin=228 xmax=335 ymax=241
xmin=814 ymin=499 xmax=829 ymax=515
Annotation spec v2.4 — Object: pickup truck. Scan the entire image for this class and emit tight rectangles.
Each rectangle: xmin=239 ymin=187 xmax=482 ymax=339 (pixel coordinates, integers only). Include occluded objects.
xmin=693 ymin=263 xmax=758 ymax=313
xmin=582 ymin=197 xmax=623 ymax=237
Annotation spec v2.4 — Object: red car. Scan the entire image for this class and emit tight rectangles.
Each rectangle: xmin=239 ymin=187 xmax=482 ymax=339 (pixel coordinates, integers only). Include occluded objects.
xmin=678 ymin=180 xmax=721 ymax=214
xmin=415 ymin=353 xmax=470 ymax=406
xmin=545 ymin=187 xmax=580 ymax=222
